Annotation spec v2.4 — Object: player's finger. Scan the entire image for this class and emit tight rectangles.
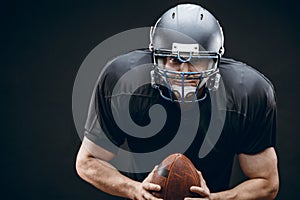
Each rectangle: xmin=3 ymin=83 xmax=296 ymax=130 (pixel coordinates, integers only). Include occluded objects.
xmin=142 ymin=182 xmax=161 ymax=191
xmin=197 ymin=171 xmax=209 ymax=193
xmin=143 ymin=165 xmax=158 ymax=183
xmin=197 ymin=170 xmax=204 ymax=180
xmin=190 ymin=186 xmax=210 ymax=197
xmin=142 ymin=190 xmax=163 ymax=200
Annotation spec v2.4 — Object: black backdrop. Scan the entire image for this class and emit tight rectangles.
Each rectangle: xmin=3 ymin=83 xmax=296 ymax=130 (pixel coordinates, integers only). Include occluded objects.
xmin=2 ymin=0 xmax=300 ymax=199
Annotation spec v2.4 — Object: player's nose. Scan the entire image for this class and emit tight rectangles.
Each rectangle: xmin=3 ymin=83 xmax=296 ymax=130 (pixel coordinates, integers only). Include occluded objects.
xmin=179 ymin=62 xmax=191 ymax=72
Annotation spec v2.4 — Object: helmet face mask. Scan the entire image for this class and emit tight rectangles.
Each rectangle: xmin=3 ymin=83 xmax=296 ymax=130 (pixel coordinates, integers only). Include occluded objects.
xmin=150 ymin=4 xmax=224 ymax=103
xmin=152 ymin=44 xmax=219 ymax=102
xmin=152 ymin=46 xmax=219 ymax=103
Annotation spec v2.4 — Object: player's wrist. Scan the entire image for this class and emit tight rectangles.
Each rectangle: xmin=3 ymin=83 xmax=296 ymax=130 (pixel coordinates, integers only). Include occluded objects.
xmin=125 ymin=180 xmax=141 ymax=199
xmin=210 ymin=193 xmax=220 ymax=200
xmin=210 ymin=190 xmax=237 ymax=200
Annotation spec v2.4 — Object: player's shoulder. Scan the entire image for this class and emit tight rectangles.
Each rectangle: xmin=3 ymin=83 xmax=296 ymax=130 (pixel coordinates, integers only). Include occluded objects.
xmin=220 ymin=57 xmax=275 ymax=91
xmin=98 ymin=48 xmax=152 ymax=80
xmin=219 ymin=57 xmax=276 ymax=107
xmin=97 ymin=49 xmax=153 ymax=96
xmin=106 ymin=49 xmax=152 ymax=72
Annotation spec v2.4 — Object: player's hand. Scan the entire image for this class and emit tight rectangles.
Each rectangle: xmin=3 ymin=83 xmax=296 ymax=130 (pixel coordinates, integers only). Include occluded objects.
xmin=184 ymin=171 xmax=211 ymax=200
xmin=132 ymin=166 xmax=163 ymax=200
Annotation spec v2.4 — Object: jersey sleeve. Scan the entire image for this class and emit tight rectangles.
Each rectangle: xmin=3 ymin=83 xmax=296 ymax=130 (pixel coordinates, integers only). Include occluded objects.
xmin=84 ymin=72 xmax=126 ymax=154
xmin=236 ymin=82 xmax=277 ymax=155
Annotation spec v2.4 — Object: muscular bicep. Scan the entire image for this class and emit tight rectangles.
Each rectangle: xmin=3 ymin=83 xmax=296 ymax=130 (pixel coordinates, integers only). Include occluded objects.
xmin=77 ymin=136 xmax=116 ymax=162
xmin=238 ymin=147 xmax=278 ymax=182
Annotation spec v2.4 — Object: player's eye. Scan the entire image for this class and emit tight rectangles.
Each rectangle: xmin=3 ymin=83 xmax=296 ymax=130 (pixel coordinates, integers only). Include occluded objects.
xmin=169 ymin=57 xmax=180 ymax=64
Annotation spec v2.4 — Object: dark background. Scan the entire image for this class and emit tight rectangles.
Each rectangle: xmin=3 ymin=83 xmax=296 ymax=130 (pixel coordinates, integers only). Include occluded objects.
xmin=2 ymin=0 xmax=299 ymax=199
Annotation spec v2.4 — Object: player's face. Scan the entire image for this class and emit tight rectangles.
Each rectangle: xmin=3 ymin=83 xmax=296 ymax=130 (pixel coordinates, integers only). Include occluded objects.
xmin=163 ymin=56 xmax=214 ymax=86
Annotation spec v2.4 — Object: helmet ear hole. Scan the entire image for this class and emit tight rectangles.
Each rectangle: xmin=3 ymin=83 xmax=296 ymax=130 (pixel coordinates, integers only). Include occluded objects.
xmin=219 ymin=47 xmax=225 ymax=55
xmin=172 ymin=12 xmax=175 ymax=19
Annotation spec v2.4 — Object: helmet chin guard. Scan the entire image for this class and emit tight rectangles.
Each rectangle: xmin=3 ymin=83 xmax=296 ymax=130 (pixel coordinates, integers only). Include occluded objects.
xmin=149 ymin=4 xmax=224 ymax=103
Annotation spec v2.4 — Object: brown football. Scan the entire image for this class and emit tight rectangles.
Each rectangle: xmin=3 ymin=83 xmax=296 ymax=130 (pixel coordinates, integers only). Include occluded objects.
xmin=150 ymin=153 xmax=201 ymax=200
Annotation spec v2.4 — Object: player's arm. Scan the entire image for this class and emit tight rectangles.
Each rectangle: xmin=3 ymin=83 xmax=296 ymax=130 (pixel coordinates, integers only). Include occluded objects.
xmin=186 ymin=147 xmax=279 ymax=200
xmin=76 ymin=136 xmax=162 ymax=200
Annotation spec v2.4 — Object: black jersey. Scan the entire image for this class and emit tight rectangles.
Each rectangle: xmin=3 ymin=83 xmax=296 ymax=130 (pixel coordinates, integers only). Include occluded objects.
xmin=84 ymin=49 xmax=276 ymax=193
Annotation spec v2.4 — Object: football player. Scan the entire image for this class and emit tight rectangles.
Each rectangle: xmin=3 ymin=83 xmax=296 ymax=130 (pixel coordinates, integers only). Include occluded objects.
xmin=76 ymin=4 xmax=279 ymax=200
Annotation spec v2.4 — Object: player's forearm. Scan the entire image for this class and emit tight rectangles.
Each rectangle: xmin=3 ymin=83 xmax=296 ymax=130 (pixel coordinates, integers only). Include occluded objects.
xmin=210 ymin=178 xmax=279 ymax=200
xmin=76 ymin=156 xmax=139 ymax=199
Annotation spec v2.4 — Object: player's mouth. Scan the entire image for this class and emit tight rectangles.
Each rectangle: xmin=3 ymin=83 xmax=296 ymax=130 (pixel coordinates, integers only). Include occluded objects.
xmin=170 ymin=79 xmax=199 ymax=87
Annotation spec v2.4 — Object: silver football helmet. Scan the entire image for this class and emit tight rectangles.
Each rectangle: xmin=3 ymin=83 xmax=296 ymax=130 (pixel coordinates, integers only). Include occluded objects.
xmin=149 ymin=4 xmax=224 ymax=103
